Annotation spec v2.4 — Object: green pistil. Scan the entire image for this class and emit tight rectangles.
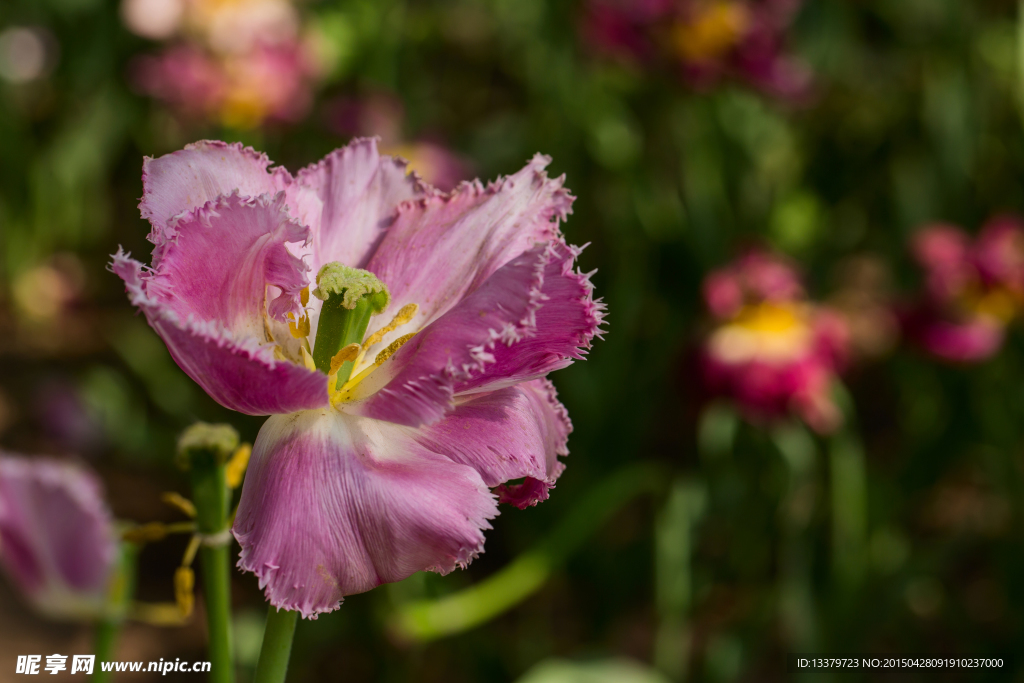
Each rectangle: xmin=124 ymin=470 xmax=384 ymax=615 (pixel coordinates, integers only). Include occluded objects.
xmin=311 ymin=263 xmax=390 ymax=384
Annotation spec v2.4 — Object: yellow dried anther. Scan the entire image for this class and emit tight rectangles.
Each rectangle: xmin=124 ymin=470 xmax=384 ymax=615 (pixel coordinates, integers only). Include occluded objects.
xmin=225 ymin=443 xmax=252 ymax=489
xmin=161 ymin=492 xmax=197 ymax=518
xmin=174 ymin=567 xmax=195 ymax=618
xmin=375 ymin=333 xmax=416 ymax=365
xmin=288 ymin=313 xmax=310 ymax=339
xmin=329 ymin=343 xmax=362 ymax=376
xmin=362 ymin=303 xmax=419 ymax=349
xmin=122 ymin=522 xmax=167 ymax=544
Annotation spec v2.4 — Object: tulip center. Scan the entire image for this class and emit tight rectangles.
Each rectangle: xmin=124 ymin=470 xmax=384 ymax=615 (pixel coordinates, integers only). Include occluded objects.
xmin=672 ymin=2 xmax=749 ymax=63
xmin=310 ymin=263 xmax=391 ymax=387
xmin=707 ymin=302 xmax=813 ymax=364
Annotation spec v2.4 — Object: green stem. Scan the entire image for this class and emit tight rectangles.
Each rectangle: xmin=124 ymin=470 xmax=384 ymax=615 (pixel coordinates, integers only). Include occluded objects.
xmin=93 ymin=542 xmax=138 ymax=683
xmin=191 ymin=452 xmax=235 ymax=683
xmin=829 ymin=432 xmax=867 ymax=589
xmin=653 ymin=478 xmax=705 ymax=682
xmin=389 ymin=462 xmax=667 ymax=642
xmin=772 ymin=423 xmax=818 ymax=652
xmin=254 ymin=608 xmax=299 ymax=683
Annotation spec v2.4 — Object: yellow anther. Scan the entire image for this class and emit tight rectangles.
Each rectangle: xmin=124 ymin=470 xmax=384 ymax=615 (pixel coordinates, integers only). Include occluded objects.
xmin=362 ymin=303 xmax=419 ymax=350
xmin=161 ymin=492 xmax=197 ymax=518
xmin=174 ymin=566 xmax=195 ymax=619
xmin=183 ymin=534 xmax=201 ymax=567
xmin=225 ymin=443 xmax=252 ymax=489
xmin=300 ymin=286 xmax=310 ymax=307
xmin=288 ymin=313 xmax=310 ymax=339
xmin=329 ymin=343 xmax=362 ymax=376
xmin=375 ymin=333 xmax=416 ymax=365
xmin=122 ymin=522 xmax=167 ymax=544
xmin=300 ymin=346 xmax=316 ymax=371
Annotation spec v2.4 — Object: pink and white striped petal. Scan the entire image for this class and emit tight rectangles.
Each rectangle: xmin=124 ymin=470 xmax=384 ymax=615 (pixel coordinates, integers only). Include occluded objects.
xmin=233 ymin=410 xmax=497 ymax=618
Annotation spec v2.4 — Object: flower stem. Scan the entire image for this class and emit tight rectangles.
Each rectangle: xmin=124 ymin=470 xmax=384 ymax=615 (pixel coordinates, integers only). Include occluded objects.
xmin=389 ymin=462 xmax=667 ymax=642
xmin=772 ymin=423 xmax=819 ymax=651
xmin=254 ymin=607 xmax=298 ymax=683
xmin=829 ymin=431 xmax=867 ymax=589
xmin=653 ymin=478 xmax=705 ymax=682
xmin=93 ymin=542 xmax=139 ymax=683
xmin=190 ymin=447 xmax=235 ymax=683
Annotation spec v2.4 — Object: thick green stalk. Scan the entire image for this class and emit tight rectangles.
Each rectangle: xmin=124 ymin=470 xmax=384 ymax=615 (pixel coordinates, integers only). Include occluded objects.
xmin=312 ymin=295 xmax=375 ymax=382
xmin=190 ymin=452 xmax=235 ymax=683
xmin=254 ymin=608 xmax=299 ymax=683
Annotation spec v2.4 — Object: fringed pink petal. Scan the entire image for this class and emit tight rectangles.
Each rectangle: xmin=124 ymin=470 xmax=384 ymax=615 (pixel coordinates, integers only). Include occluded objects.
xmin=362 ymin=153 xmax=575 ymax=350
xmin=112 ymin=241 xmax=327 ymax=416
xmin=0 ymin=456 xmax=117 ymax=618
xmin=140 ymin=140 xmax=293 ymax=235
xmin=345 ymin=241 xmax=604 ymax=427
xmin=232 ymin=410 xmax=497 ymax=619
xmin=290 ymin=137 xmax=427 ymax=273
xmin=412 ymin=379 xmax=571 ymax=507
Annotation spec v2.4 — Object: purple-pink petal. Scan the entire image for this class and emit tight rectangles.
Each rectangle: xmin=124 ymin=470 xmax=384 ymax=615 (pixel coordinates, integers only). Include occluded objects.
xmin=0 ymin=456 xmax=117 ymax=616
xmin=412 ymin=379 xmax=570 ymax=505
xmin=363 ymin=153 xmax=574 ymax=344
xmin=232 ymin=410 xmax=497 ymax=618
xmin=291 ymin=138 xmax=427 ymax=273
xmin=113 ymin=199 xmax=329 ymax=415
xmin=140 ymin=140 xmax=292 ymax=234
xmin=344 ymin=241 xmax=603 ymax=427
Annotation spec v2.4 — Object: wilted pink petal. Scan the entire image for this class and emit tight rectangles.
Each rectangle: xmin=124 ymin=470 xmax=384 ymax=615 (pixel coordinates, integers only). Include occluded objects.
xmin=233 ymin=410 xmax=498 ymax=618
xmin=0 ymin=456 xmax=117 ymax=620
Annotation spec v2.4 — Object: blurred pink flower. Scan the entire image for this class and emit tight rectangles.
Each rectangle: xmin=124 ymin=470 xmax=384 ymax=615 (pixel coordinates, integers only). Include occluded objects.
xmin=327 ymin=92 xmax=472 ymax=192
xmin=700 ymin=250 xmax=848 ymax=433
xmin=0 ymin=456 xmax=118 ymax=620
xmin=121 ymin=0 xmax=299 ymax=54
xmin=583 ymin=0 xmax=811 ymax=99
xmin=132 ymin=41 xmax=316 ymax=129
xmin=903 ymin=217 xmax=1024 ymax=362
xmin=112 ymin=139 xmax=604 ymax=618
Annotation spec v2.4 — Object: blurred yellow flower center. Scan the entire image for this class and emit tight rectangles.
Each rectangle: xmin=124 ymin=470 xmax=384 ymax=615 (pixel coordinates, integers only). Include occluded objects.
xmin=969 ymin=288 xmax=1018 ymax=324
xmin=708 ymin=302 xmax=813 ymax=364
xmin=672 ymin=2 xmax=749 ymax=62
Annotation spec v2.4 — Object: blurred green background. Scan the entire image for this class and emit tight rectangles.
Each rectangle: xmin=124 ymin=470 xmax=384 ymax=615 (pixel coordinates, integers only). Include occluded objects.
xmin=2 ymin=0 xmax=1024 ymax=680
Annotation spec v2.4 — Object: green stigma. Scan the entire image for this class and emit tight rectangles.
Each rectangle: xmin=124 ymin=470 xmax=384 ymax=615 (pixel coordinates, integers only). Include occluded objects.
xmin=313 ymin=263 xmax=390 ymax=312
xmin=311 ymin=263 xmax=390 ymax=384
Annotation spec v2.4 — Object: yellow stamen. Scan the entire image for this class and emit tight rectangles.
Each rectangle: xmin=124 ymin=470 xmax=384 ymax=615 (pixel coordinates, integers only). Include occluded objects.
xmin=161 ymin=492 xmax=197 ymax=518
xmin=300 ymin=345 xmax=316 ymax=372
xmin=289 ymin=313 xmax=310 ymax=339
xmin=300 ymin=286 xmax=310 ymax=307
xmin=375 ymin=333 xmax=416 ymax=365
xmin=174 ymin=566 xmax=195 ymax=618
xmin=225 ymin=444 xmax=252 ymax=489
xmin=122 ymin=522 xmax=168 ymax=544
xmin=973 ymin=288 xmax=1017 ymax=323
xmin=362 ymin=303 xmax=419 ymax=350
xmin=329 ymin=343 xmax=362 ymax=375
